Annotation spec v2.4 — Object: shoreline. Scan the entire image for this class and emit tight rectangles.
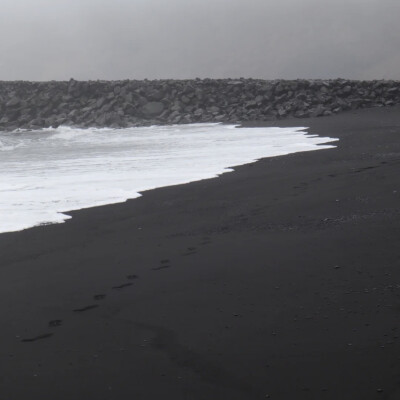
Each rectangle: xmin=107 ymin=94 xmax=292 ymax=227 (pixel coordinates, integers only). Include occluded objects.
xmin=0 ymin=123 xmax=337 ymax=235
xmin=1 ymin=105 xmax=400 ymax=399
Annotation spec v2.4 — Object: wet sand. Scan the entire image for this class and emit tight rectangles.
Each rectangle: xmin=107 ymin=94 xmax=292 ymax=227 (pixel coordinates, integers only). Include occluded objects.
xmin=1 ymin=106 xmax=400 ymax=399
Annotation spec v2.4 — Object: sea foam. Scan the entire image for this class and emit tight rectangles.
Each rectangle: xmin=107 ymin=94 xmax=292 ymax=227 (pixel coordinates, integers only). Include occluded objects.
xmin=0 ymin=123 xmax=337 ymax=233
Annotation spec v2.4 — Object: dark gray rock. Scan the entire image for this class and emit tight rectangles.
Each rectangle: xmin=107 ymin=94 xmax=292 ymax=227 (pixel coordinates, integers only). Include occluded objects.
xmin=6 ymin=97 xmax=20 ymax=108
xmin=310 ymin=105 xmax=326 ymax=117
xmin=141 ymin=101 xmax=164 ymax=117
xmin=209 ymin=105 xmax=220 ymax=114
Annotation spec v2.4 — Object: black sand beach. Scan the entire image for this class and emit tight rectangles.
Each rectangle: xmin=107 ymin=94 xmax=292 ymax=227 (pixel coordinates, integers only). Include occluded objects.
xmin=1 ymin=105 xmax=400 ymax=399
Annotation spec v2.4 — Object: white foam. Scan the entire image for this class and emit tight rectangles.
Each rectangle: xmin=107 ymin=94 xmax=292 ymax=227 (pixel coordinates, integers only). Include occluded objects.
xmin=0 ymin=124 xmax=338 ymax=233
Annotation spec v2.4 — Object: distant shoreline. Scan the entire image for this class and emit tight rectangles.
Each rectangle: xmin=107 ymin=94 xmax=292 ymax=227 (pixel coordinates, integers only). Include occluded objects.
xmin=0 ymin=78 xmax=399 ymax=132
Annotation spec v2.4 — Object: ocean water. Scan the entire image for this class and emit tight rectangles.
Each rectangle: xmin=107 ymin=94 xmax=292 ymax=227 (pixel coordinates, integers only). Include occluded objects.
xmin=0 ymin=123 xmax=338 ymax=234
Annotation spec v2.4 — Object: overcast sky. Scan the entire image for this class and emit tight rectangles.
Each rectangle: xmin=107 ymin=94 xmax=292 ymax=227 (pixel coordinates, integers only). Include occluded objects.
xmin=0 ymin=0 xmax=399 ymax=81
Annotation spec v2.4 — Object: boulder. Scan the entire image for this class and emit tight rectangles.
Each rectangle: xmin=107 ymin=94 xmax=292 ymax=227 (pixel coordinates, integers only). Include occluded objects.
xmin=6 ymin=97 xmax=20 ymax=108
xmin=141 ymin=101 xmax=164 ymax=117
xmin=310 ymin=105 xmax=326 ymax=117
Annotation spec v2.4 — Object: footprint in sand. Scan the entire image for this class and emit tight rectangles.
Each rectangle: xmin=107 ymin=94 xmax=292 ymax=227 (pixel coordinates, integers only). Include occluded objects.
xmin=73 ymin=305 xmax=99 ymax=312
xmin=183 ymin=247 xmax=197 ymax=256
xmin=200 ymin=237 xmax=211 ymax=245
xmin=21 ymin=333 xmax=54 ymax=342
xmin=152 ymin=265 xmax=170 ymax=271
xmin=49 ymin=319 xmax=62 ymax=327
xmin=112 ymin=282 xmax=133 ymax=289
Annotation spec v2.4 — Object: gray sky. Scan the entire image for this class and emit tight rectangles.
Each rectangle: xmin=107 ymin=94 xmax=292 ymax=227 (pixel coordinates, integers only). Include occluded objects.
xmin=1 ymin=0 xmax=399 ymax=81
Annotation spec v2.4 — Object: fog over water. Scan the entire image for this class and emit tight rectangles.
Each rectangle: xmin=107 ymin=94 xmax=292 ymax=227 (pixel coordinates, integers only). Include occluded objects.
xmin=1 ymin=0 xmax=399 ymax=81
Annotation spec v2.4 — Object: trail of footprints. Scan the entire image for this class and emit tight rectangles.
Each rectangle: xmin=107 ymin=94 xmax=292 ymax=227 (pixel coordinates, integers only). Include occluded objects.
xmin=291 ymin=161 xmax=396 ymax=193
xmin=20 ymin=237 xmax=212 ymax=343
xmin=152 ymin=259 xmax=171 ymax=271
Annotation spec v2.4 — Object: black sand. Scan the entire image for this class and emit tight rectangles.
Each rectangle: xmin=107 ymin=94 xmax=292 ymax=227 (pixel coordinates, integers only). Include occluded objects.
xmin=1 ymin=106 xmax=400 ymax=399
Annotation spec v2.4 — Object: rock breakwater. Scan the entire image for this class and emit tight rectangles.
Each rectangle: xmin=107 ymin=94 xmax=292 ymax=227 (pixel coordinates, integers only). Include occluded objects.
xmin=0 ymin=78 xmax=399 ymax=130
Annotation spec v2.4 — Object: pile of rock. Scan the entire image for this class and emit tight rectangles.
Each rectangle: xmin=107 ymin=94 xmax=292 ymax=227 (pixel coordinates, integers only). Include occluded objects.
xmin=0 ymin=78 xmax=399 ymax=130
